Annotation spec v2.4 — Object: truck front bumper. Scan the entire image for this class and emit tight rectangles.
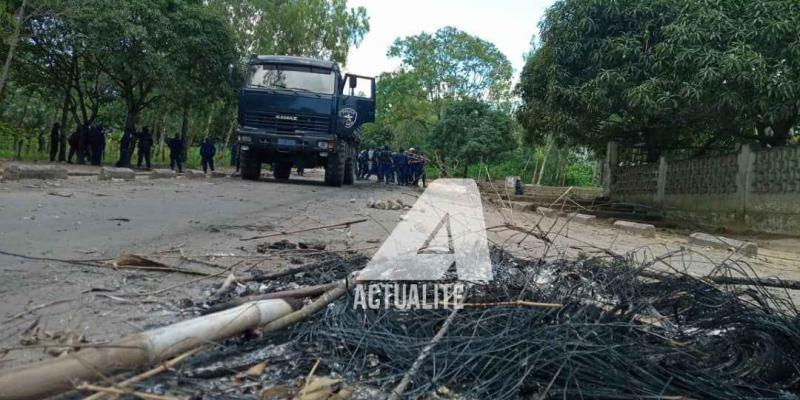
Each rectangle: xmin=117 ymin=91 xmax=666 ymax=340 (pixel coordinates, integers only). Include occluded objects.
xmin=236 ymin=127 xmax=337 ymax=155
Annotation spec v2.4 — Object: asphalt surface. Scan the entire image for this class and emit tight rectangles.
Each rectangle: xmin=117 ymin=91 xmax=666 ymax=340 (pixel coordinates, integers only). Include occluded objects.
xmin=0 ymin=167 xmax=416 ymax=366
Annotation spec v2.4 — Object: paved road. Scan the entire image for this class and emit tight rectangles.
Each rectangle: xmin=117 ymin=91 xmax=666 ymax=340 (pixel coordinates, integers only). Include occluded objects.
xmin=0 ymin=168 xmax=415 ymax=366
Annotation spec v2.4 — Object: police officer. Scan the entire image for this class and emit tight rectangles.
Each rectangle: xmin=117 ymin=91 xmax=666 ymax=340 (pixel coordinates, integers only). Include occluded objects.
xmin=117 ymin=129 xmax=133 ymax=168
xmin=49 ymin=123 xmax=60 ymax=162
xmin=368 ymin=148 xmax=379 ymax=180
xmin=200 ymin=137 xmax=216 ymax=173
xmin=408 ymin=148 xmax=425 ymax=187
xmin=77 ymin=124 xmax=90 ymax=164
xmin=393 ymin=148 xmax=407 ymax=186
xmin=88 ymin=124 xmax=105 ymax=166
xmin=357 ymin=149 xmax=369 ymax=180
xmin=137 ymin=127 xmax=153 ymax=169
xmin=167 ymin=135 xmax=184 ymax=172
xmin=67 ymin=128 xmax=79 ymax=164
xmin=378 ymin=145 xmax=392 ymax=184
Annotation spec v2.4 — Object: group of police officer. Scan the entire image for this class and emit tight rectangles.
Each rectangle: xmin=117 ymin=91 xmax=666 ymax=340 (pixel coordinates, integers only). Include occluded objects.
xmin=357 ymin=145 xmax=426 ymax=187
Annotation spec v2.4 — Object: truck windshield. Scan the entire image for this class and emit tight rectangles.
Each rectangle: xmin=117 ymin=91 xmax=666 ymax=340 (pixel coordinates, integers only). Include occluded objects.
xmin=246 ymin=64 xmax=336 ymax=95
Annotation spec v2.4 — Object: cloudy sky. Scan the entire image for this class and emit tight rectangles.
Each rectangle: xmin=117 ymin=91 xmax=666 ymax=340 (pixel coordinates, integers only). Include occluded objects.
xmin=344 ymin=0 xmax=555 ymax=79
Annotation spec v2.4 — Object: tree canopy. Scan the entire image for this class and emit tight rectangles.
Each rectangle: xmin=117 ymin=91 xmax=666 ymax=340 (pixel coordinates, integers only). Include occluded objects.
xmin=1 ymin=0 xmax=370 ymax=163
xmin=517 ymin=0 xmax=800 ymax=157
xmin=389 ymin=26 xmax=514 ymax=110
xmin=430 ymin=98 xmax=517 ymax=175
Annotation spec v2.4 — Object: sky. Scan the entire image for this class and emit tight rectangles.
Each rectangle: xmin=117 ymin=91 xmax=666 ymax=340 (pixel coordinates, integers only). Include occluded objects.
xmin=344 ymin=0 xmax=555 ymax=79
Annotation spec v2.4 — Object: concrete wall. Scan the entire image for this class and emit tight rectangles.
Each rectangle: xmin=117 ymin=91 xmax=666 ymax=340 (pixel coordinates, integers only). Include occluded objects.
xmin=607 ymin=143 xmax=800 ymax=235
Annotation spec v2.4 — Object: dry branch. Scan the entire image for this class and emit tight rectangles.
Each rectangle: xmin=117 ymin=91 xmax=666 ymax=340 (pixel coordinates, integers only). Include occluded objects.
xmin=0 ymin=299 xmax=297 ymax=400
xmin=240 ymin=219 xmax=367 ymax=241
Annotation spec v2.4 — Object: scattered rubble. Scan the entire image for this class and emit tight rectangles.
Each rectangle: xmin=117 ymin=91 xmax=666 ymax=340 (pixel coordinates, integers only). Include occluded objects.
xmin=367 ymin=198 xmax=407 ymax=210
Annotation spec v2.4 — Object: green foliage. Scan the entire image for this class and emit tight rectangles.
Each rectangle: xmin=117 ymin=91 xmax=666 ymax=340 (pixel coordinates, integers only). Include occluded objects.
xmin=430 ymin=99 xmax=517 ymax=174
xmin=252 ymin=0 xmax=369 ymax=65
xmin=517 ymin=0 xmax=800 ymax=156
xmin=2 ymin=0 xmax=370 ymax=164
xmin=389 ymin=26 xmax=513 ymax=107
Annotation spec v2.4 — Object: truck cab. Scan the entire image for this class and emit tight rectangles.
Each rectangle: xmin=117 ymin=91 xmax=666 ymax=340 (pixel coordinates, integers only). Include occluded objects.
xmin=236 ymin=55 xmax=375 ymax=186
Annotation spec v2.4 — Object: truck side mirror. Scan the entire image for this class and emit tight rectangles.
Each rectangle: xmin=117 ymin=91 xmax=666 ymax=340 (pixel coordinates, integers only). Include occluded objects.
xmin=349 ymin=77 xmax=358 ymax=89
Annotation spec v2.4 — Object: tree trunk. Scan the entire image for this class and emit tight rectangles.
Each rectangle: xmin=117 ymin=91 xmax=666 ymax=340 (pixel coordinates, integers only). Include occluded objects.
xmin=463 ymin=163 xmax=469 ymax=178
xmin=58 ymin=89 xmax=70 ymax=161
xmin=0 ymin=0 xmax=27 ymax=101
xmin=180 ymin=104 xmax=190 ymax=161
xmin=118 ymin=107 xmax=138 ymax=167
xmin=537 ymin=136 xmax=552 ymax=186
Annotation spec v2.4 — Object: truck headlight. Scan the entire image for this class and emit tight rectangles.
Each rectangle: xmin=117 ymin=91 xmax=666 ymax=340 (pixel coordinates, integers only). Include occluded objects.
xmin=317 ymin=141 xmax=328 ymax=149
xmin=239 ymin=135 xmax=252 ymax=143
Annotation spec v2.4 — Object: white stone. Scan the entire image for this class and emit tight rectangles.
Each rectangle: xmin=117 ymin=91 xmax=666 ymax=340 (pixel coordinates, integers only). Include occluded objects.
xmin=568 ymin=213 xmax=597 ymax=224
xmin=149 ymin=169 xmax=176 ymax=179
xmin=689 ymin=232 xmax=757 ymax=256
xmin=536 ymin=207 xmax=561 ymax=218
xmin=99 ymin=167 xmax=135 ymax=181
xmin=613 ymin=220 xmax=656 ymax=237
xmin=2 ymin=164 xmax=68 ymax=180
xmin=184 ymin=169 xmax=207 ymax=179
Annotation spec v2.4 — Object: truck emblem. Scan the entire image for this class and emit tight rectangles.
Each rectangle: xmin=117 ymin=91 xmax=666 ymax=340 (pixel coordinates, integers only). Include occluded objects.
xmin=339 ymin=108 xmax=357 ymax=129
xmin=275 ymin=115 xmax=297 ymax=121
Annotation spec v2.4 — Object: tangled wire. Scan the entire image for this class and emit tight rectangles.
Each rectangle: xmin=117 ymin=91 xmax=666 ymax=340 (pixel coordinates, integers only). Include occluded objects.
xmin=298 ymin=248 xmax=800 ymax=399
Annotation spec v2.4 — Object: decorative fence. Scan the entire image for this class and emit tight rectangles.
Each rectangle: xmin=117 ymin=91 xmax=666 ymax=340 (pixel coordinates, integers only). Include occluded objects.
xmin=605 ymin=142 xmax=800 ymax=235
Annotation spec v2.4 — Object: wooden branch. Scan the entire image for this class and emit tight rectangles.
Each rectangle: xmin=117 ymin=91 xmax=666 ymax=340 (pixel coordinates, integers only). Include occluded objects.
xmin=76 ymin=384 xmax=183 ymax=400
xmin=0 ymin=300 xmax=297 ymax=400
xmin=240 ymin=219 xmax=368 ymax=241
xmin=388 ymin=309 xmax=459 ymax=400
xmin=81 ymin=347 xmax=204 ymax=400
xmin=202 ymin=283 xmax=337 ymax=315
xmin=461 ymin=300 xmax=563 ymax=309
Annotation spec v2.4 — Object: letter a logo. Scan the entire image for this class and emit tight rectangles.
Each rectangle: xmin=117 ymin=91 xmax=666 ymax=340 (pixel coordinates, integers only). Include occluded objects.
xmin=357 ymin=179 xmax=492 ymax=282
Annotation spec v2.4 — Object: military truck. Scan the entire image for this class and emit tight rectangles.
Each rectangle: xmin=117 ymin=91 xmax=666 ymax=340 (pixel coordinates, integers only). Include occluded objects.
xmin=236 ymin=55 xmax=376 ymax=186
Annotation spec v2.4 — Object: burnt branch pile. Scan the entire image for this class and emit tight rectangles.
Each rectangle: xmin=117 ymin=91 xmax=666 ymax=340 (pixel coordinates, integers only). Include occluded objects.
xmin=297 ymin=248 xmax=800 ymax=400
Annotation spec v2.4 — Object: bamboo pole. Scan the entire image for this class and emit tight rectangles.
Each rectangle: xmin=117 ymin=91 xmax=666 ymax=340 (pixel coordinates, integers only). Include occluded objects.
xmin=0 ymin=299 xmax=297 ymax=400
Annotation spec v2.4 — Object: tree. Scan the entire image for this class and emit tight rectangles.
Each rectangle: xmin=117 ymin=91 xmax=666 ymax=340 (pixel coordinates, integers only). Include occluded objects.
xmin=252 ymin=0 xmax=369 ymax=65
xmin=389 ymin=27 xmax=513 ymax=111
xmin=430 ymin=99 xmax=517 ymax=176
xmin=71 ymin=0 xmax=238 ymax=166
xmin=517 ymin=0 xmax=800 ymax=158
xmin=362 ymin=70 xmax=436 ymax=150
xmin=166 ymin=2 xmax=239 ymax=158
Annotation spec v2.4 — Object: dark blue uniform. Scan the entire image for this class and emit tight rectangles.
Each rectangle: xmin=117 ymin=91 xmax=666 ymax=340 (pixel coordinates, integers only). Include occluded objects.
xmin=377 ymin=148 xmax=392 ymax=184
xmin=357 ymin=150 xmax=369 ymax=179
xmin=167 ymin=136 xmax=184 ymax=172
xmin=200 ymin=138 xmax=216 ymax=173
xmin=393 ymin=151 xmax=407 ymax=185
xmin=137 ymin=128 xmax=153 ymax=169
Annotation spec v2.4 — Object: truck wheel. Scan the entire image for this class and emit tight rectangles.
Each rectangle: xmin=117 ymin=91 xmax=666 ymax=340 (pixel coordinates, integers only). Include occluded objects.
xmin=343 ymin=153 xmax=355 ymax=185
xmin=240 ymin=150 xmax=262 ymax=181
xmin=273 ymin=161 xmax=291 ymax=180
xmin=324 ymin=146 xmax=346 ymax=187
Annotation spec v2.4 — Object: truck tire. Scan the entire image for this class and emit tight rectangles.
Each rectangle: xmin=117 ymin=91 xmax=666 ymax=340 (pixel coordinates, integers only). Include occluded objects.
xmin=324 ymin=146 xmax=346 ymax=187
xmin=273 ymin=161 xmax=291 ymax=180
xmin=343 ymin=151 xmax=355 ymax=185
xmin=240 ymin=150 xmax=262 ymax=181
